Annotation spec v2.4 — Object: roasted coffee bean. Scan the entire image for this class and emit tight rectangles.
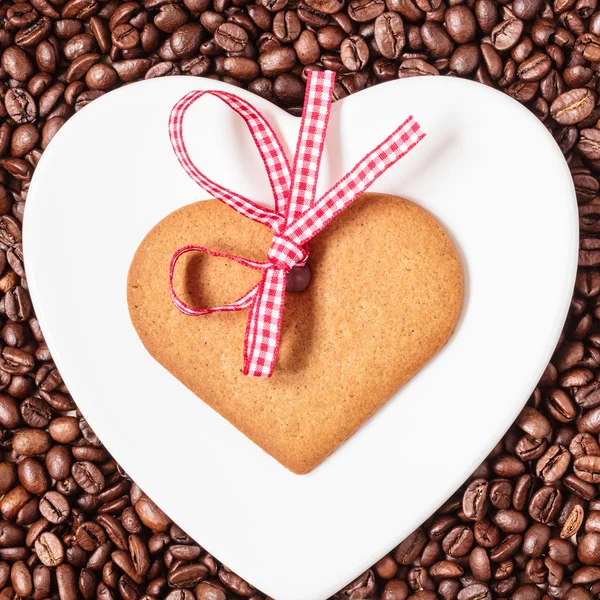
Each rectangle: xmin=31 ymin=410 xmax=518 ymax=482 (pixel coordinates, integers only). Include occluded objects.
xmin=490 ymin=479 xmax=512 ymax=509
xmin=7 ymin=4 xmax=39 ymax=29
xmin=214 ymin=23 xmax=248 ymax=52
xmin=4 ymin=286 xmax=31 ymax=322
xmin=71 ymin=461 xmax=104 ymax=493
xmin=509 ymin=80 xmax=539 ymax=102
xmin=134 ymin=495 xmax=171 ymax=532
xmin=511 ymin=35 xmax=533 ymax=63
xmin=79 ymin=567 xmax=96 ymax=600
xmin=573 ymin=174 xmax=599 ymax=203
xmin=0 ymin=464 xmax=16 ymax=497
xmin=493 ymin=454 xmax=526 ymax=477
xmin=579 ymin=532 xmax=600 ymax=564
xmin=170 ymin=23 xmax=202 ymax=58
xmin=5 ymin=89 xmax=37 ymax=124
xmin=32 ymin=564 xmax=51 ymax=598
xmin=85 ymin=64 xmax=117 ymax=91
xmin=56 ymin=564 xmax=77 ymax=600
xmin=511 ymin=474 xmax=533 ymax=511
xmin=517 ymin=406 xmax=552 ymax=438
xmin=537 ymin=444 xmax=571 ymax=482
xmin=529 ymin=486 xmax=562 ymax=523
xmin=46 ymin=446 xmax=73 ymax=481
xmin=394 ymin=528 xmax=427 ymax=564
xmin=0 ymin=521 xmax=25 ymax=548
xmin=0 ymin=395 xmax=19 ymax=429
xmin=2 ymin=47 xmax=34 ymax=81
xmin=340 ymin=35 xmax=369 ymax=70
xmin=551 ymin=88 xmax=597 ymax=125
xmin=576 ymin=383 xmax=600 ymax=408
xmin=562 ymin=504 xmax=585 ymax=538
xmin=467 ymin=545 xmax=490 ymax=582
xmin=491 ymin=17 xmax=524 ymax=50
xmin=13 ymin=429 xmax=51 ymax=456
xmin=374 ymin=12 xmax=405 ymax=58
xmin=49 ymin=416 xmax=79 ymax=443
xmin=462 ymin=479 xmax=489 ymax=520
xmin=429 ymin=560 xmax=463 ymax=579
xmin=518 ymin=52 xmax=552 ymax=81
xmin=575 ymin=32 xmax=600 ymax=60
xmin=449 ymin=44 xmax=479 ymax=75
xmin=421 ymin=21 xmax=454 ymax=57
xmin=17 ymin=457 xmax=49 ymax=495
xmin=76 ymin=521 xmax=106 ymax=552
xmin=65 ymin=52 xmax=100 ymax=82
xmin=272 ymin=10 xmax=301 ymax=41
xmin=585 ymin=508 xmax=600 ymax=530
xmin=565 ymin=474 xmax=595 ymax=502
xmin=398 ymin=57 xmax=440 ymax=77
xmin=39 ymin=490 xmax=70 ymax=523
xmin=218 ymin=569 xmax=254 ymax=595
xmin=522 ymin=523 xmax=551 ymax=558
xmin=490 ymin=534 xmax=522 ymax=562
xmin=549 ymin=537 xmax=577 ymax=564
xmin=445 ymin=6 xmax=476 ymax=43
xmin=35 ymin=531 xmax=63 ymax=566
xmin=15 ymin=16 xmax=52 ymax=46
xmin=493 ymin=509 xmax=528 ymax=533
xmin=258 ymin=46 xmax=296 ymax=76
xmin=168 ymin=563 xmax=209 ymax=587
xmin=96 ymin=514 xmax=128 ymax=549
xmin=442 ymin=525 xmax=474 ymax=557
xmin=112 ymin=59 xmax=150 ymax=82
xmin=347 ymin=0 xmax=385 ymax=21
xmin=154 ymin=4 xmax=188 ymax=33
xmin=574 ymin=454 xmax=600 ymax=482
xmin=579 ymin=405 xmax=600 ymax=432
xmin=11 ymin=560 xmax=32 ymax=597
xmin=63 ymin=33 xmax=95 ymax=60
xmin=294 ymin=30 xmax=320 ymax=64
xmin=72 ymin=445 xmax=107 ymax=462
xmin=547 ymin=389 xmax=577 ymax=422
xmin=317 ymin=24 xmax=344 ymax=50
xmin=516 ymin=434 xmax=547 ymax=460
xmin=475 ymin=0 xmax=499 ymax=31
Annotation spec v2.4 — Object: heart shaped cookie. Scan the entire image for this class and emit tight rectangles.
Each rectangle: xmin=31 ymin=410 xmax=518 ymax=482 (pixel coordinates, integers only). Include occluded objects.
xmin=128 ymin=193 xmax=463 ymax=473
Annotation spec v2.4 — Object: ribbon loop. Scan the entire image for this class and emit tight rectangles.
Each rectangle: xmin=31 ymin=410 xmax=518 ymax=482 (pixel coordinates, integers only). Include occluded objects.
xmin=169 ymin=70 xmax=426 ymax=378
xmin=169 ymin=90 xmax=289 ymax=231
xmin=169 ymin=245 xmax=267 ymax=317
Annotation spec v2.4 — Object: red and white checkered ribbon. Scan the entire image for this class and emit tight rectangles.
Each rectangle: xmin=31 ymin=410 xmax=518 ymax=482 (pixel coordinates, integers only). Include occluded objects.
xmin=169 ymin=70 xmax=425 ymax=377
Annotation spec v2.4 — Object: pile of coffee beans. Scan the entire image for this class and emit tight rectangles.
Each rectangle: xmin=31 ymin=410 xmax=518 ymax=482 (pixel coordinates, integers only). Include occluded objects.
xmin=1 ymin=0 xmax=600 ymax=594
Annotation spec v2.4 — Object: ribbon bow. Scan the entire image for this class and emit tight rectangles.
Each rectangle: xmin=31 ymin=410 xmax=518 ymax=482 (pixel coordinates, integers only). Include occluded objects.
xmin=168 ymin=70 xmax=425 ymax=378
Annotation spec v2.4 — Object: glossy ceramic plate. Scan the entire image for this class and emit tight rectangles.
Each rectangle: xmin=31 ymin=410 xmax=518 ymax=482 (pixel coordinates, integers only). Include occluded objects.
xmin=24 ymin=75 xmax=578 ymax=599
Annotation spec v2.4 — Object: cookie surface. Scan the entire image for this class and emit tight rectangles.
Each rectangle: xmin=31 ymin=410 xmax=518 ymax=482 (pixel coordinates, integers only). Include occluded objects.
xmin=127 ymin=193 xmax=463 ymax=474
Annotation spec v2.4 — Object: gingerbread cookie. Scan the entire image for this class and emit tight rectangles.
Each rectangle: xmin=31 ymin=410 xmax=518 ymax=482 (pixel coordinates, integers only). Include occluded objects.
xmin=127 ymin=192 xmax=463 ymax=474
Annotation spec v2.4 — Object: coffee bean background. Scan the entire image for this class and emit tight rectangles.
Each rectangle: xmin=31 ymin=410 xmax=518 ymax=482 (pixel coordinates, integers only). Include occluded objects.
xmin=0 ymin=0 xmax=599 ymax=594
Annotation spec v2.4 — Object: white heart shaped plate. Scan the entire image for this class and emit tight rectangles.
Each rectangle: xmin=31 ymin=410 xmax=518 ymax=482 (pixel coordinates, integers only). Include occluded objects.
xmin=24 ymin=75 xmax=578 ymax=600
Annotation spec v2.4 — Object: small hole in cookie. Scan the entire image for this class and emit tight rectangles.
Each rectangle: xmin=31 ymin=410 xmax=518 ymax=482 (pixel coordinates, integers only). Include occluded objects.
xmin=285 ymin=265 xmax=311 ymax=293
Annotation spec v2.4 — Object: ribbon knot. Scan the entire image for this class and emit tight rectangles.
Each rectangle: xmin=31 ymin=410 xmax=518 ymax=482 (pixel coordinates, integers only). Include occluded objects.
xmin=168 ymin=70 xmax=426 ymax=378
xmin=267 ymin=235 xmax=308 ymax=271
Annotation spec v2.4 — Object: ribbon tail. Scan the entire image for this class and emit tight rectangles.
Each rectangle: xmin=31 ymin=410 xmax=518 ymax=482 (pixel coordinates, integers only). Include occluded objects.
xmin=243 ymin=268 xmax=287 ymax=377
xmin=288 ymin=115 xmax=426 ymax=246
xmin=285 ymin=70 xmax=335 ymax=223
